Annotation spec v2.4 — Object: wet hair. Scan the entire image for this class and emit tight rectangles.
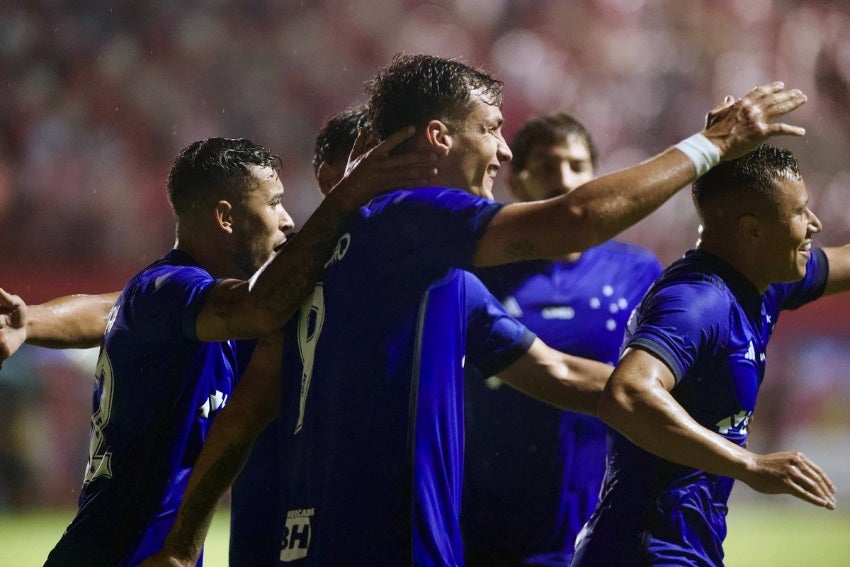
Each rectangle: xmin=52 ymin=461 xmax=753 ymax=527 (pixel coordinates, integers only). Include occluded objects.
xmin=167 ymin=137 xmax=281 ymax=216
xmin=692 ymin=144 xmax=800 ymax=218
xmin=366 ymin=53 xmax=504 ymax=140
xmin=510 ymin=112 xmax=599 ymax=172
xmin=312 ymin=105 xmax=370 ymax=174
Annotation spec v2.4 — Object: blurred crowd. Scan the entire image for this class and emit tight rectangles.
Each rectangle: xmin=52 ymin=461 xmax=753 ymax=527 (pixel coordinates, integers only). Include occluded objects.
xmin=2 ymin=0 xmax=850 ymax=509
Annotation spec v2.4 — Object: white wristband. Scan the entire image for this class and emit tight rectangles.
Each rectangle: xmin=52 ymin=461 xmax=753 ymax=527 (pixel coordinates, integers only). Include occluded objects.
xmin=674 ymin=133 xmax=721 ymax=178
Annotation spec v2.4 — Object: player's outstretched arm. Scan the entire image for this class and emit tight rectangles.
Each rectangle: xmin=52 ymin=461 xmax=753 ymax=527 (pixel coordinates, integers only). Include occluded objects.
xmin=139 ymin=332 xmax=283 ymax=567
xmin=25 ymin=292 xmax=118 ymax=349
xmin=195 ymin=126 xmax=439 ymax=342
xmin=598 ymin=347 xmax=837 ymax=510
xmin=473 ymin=82 xmax=808 ymax=266
xmin=495 ymin=337 xmax=613 ymax=415
xmin=0 ymin=289 xmax=117 ymax=368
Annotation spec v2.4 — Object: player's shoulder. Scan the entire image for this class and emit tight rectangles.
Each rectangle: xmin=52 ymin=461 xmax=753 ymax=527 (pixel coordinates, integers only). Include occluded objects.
xmin=365 ymin=186 xmax=494 ymax=214
xmin=646 ymin=253 xmax=736 ymax=315
xmin=131 ymin=250 xmax=213 ymax=295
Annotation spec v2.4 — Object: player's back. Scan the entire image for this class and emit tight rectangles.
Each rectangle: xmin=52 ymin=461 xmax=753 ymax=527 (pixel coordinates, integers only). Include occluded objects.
xmin=45 ymin=250 xmax=236 ymax=567
xmin=277 ymin=187 xmax=501 ymax=566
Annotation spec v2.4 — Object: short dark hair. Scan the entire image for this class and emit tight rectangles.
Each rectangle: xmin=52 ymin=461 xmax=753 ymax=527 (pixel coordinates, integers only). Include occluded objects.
xmin=313 ymin=105 xmax=370 ymax=174
xmin=692 ymin=144 xmax=800 ymax=216
xmin=167 ymin=138 xmax=281 ymax=216
xmin=510 ymin=113 xmax=599 ymax=172
xmin=366 ymin=53 xmax=504 ymax=140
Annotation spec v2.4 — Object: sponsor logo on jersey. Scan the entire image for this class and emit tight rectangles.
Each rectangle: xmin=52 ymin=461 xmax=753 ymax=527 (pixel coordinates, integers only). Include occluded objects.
xmin=715 ymin=409 xmax=751 ymax=436
xmin=542 ymin=305 xmax=575 ymax=320
xmin=280 ymin=508 xmax=315 ymax=561
xmin=198 ymin=390 xmax=228 ymax=418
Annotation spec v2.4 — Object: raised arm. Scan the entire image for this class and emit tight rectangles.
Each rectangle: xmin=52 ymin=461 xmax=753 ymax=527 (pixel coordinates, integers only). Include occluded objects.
xmin=494 ymin=337 xmax=613 ymax=415
xmin=599 ymin=347 xmax=837 ymax=509
xmin=0 ymin=288 xmax=118 ymax=367
xmin=195 ymin=126 xmax=438 ymax=342
xmin=140 ymin=332 xmax=283 ymax=567
xmin=26 ymin=292 xmax=119 ymax=348
xmin=473 ymin=82 xmax=808 ymax=266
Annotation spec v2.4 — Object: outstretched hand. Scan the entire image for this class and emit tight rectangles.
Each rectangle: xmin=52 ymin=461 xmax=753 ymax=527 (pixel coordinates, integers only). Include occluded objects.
xmin=0 ymin=288 xmax=28 ymax=370
xmin=702 ymin=82 xmax=807 ymax=161
xmin=329 ymin=125 xmax=438 ymax=209
xmin=742 ymin=450 xmax=837 ymax=510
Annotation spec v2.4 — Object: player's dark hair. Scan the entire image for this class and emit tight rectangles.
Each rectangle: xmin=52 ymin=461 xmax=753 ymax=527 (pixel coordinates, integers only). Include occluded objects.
xmin=366 ymin=53 xmax=503 ymax=140
xmin=313 ymin=106 xmax=370 ymax=174
xmin=692 ymin=144 xmax=800 ymax=216
xmin=167 ymin=137 xmax=281 ymax=216
xmin=510 ymin=113 xmax=599 ymax=172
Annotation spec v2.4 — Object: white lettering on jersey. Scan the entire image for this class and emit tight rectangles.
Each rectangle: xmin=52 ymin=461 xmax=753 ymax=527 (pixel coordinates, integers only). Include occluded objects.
xmin=104 ymin=304 xmax=120 ymax=335
xmin=542 ymin=306 xmax=575 ymax=320
xmin=280 ymin=508 xmax=315 ymax=561
xmin=323 ymin=233 xmax=351 ymax=268
xmin=745 ymin=341 xmax=756 ymax=361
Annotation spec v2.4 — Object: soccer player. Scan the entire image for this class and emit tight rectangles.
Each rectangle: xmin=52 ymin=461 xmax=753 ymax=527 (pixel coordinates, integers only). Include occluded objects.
xmin=225 ymin=105 xmax=366 ymax=566
xmin=570 ymin=144 xmax=844 ymax=566
xmin=229 ymin=105 xmax=614 ymax=567
xmin=143 ymin=54 xmax=812 ymax=566
xmin=0 ymin=131 xmax=437 ymax=566
xmin=461 ymin=113 xmax=663 ymax=566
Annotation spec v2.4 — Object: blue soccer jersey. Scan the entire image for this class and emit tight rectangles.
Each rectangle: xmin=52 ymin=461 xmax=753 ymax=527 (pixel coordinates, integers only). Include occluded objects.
xmin=462 ymin=241 xmax=662 ymax=566
xmin=276 ymin=187 xmax=537 ymax=565
xmin=45 ymin=250 xmax=235 ymax=567
xmin=571 ymin=248 xmax=828 ymax=566
xmin=228 ymin=270 xmax=534 ymax=567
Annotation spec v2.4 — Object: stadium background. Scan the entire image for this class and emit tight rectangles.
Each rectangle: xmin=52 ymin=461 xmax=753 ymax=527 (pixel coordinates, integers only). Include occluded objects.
xmin=1 ymin=1 xmax=849 ymax=564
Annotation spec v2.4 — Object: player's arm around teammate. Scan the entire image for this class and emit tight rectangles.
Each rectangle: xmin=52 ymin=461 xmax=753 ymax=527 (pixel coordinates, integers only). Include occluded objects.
xmin=473 ymin=83 xmax=808 ymax=266
xmin=0 ymin=127 xmax=438 ymax=361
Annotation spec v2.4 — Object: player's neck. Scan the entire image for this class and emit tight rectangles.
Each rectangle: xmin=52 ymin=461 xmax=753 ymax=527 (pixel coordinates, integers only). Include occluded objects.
xmin=174 ymin=237 xmax=241 ymax=279
xmin=697 ymin=239 xmax=769 ymax=294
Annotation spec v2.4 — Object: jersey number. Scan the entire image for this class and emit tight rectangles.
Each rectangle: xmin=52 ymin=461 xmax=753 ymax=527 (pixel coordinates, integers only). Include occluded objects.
xmin=294 ymin=284 xmax=326 ymax=434
xmin=84 ymin=349 xmax=115 ymax=483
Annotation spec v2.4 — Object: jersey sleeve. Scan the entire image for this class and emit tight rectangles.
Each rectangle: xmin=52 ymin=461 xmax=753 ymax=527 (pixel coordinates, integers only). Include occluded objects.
xmin=127 ymin=265 xmax=216 ymax=342
xmin=367 ymin=188 xmax=503 ymax=272
xmin=462 ymin=271 xmax=536 ymax=378
xmin=626 ymin=279 xmax=728 ymax=383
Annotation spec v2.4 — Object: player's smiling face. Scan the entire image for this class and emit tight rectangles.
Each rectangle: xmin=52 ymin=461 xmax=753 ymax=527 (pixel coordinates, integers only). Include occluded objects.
xmin=510 ymin=135 xmax=595 ymax=202
xmin=757 ymin=176 xmax=821 ymax=284
xmin=441 ymin=93 xmax=512 ymax=199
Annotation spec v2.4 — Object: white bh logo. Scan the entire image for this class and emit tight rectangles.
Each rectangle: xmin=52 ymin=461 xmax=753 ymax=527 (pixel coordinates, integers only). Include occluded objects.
xmin=280 ymin=508 xmax=314 ymax=561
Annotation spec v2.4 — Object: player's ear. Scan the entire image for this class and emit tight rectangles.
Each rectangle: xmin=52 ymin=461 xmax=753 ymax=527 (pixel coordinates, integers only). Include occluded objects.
xmin=425 ymin=119 xmax=451 ymax=157
xmin=316 ymin=161 xmax=342 ymax=197
xmin=737 ymin=213 xmax=759 ymax=239
xmin=215 ymin=200 xmax=234 ymax=234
